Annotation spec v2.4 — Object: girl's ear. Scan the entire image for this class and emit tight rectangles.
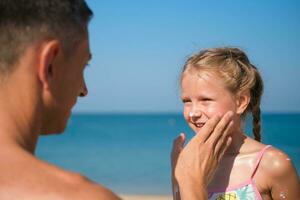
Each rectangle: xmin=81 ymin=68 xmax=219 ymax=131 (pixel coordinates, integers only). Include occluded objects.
xmin=37 ymin=40 xmax=60 ymax=90
xmin=236 ymin=90 xmax=251 ymax=115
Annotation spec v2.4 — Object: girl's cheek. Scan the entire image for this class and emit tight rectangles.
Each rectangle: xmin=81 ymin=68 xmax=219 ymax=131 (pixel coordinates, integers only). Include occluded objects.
xmin=183 ymin=108 xmax=190 ymax=121
xmin=206 ymin=104 xmax=226 ymax=117
xmin=204 ymin=106 xmax=216 ymax=117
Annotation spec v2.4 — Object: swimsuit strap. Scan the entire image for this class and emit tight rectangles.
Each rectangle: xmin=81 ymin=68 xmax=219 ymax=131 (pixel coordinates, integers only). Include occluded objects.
xmin=250 ymin=145 xmax=272 ymax=179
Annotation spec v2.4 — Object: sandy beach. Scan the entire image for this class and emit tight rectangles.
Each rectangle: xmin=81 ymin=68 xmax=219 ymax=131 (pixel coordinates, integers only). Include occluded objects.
xmin=120 ymin=195 xmax=172 ymax=200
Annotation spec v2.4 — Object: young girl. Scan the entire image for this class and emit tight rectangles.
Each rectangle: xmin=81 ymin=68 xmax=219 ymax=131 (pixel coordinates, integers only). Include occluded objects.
xmin=175 ymin=47 xmax=300 ymax=199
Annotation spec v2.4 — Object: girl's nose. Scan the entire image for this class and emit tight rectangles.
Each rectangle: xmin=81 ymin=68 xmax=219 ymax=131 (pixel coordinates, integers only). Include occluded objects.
xmin=189 ymin=107 xmax=202 ymax=122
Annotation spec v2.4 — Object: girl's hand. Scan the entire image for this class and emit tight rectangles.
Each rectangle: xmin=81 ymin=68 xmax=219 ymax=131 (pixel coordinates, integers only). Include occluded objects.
xmin=171 ymin=133 xmax=185 ymax=200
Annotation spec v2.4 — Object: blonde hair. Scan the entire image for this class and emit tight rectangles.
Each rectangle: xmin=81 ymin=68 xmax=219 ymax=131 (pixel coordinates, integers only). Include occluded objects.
xmin=182 ymin=47 xmax=263 ymax=141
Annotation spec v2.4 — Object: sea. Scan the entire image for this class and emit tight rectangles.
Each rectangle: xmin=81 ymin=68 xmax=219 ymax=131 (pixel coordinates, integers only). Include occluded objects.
xmin=36 ymin=113 xmax=300 ymax=195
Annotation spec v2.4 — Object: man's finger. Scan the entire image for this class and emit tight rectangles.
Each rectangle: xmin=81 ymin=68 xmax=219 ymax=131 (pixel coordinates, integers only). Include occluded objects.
xmin=207 ymin=111 xmax=233 ymax=146
xmin=214 ymin=120 xmax=233 ymax=156
xmin=217 ymin=136 xmax=232 ymax=163
xmin=193 ymin=115 xmax=221 ymax=143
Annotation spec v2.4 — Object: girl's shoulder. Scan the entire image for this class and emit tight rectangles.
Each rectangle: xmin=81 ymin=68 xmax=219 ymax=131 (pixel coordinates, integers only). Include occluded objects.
xmin=258 ymin=146 xmax=300 ymax=198
xmin=242 ymin=138 xmax=295 ymax=179
xmin=259 ymin=146 xmax=296 ymax=180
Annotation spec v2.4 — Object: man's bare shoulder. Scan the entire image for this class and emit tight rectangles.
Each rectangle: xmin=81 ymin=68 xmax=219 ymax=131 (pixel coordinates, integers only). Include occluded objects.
xmin=63 ymin=172 xmax=122 ymax=200
xmin=0 ymin=152 xmax=121 ymax=200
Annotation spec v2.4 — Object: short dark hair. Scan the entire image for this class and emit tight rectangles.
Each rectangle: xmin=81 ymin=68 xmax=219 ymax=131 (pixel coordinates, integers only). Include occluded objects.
xmin=0 ymin=0 xmax=93 ymax=74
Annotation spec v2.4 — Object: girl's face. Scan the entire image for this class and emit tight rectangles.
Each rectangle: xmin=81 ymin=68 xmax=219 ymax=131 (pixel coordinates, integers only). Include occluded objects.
xmin=181 ymin=71 xmax=238 ymax=134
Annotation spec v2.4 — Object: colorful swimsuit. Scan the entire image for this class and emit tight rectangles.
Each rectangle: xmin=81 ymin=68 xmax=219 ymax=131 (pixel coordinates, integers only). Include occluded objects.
xmin=208 ymin=145 xmax=271 ymax=200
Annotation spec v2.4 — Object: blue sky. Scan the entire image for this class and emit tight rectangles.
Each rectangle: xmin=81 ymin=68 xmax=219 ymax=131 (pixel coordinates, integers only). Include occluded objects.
xmin=74 ymin=0 xmax=300 ymax=113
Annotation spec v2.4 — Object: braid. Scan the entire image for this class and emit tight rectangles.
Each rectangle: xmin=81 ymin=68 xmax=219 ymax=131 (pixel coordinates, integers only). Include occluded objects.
xmin=250 ymin=67 xmax=263 ymax=141
xmin=252 ymin=103 xmax=261 ymax=141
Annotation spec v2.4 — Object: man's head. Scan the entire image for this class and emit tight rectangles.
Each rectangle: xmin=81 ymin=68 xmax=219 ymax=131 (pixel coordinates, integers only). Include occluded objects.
xmin=0 ymin=0 xmax=93 ymax=76
xmin=0 ymin=0 xmax=93 ymax=134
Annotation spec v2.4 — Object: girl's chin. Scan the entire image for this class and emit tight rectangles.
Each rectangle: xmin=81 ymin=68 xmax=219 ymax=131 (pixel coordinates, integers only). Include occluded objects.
xmin=192 ymin=127 xmax=203 ymax=134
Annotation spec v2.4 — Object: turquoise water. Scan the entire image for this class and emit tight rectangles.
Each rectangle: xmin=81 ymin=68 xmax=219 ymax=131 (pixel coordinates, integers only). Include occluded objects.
xmin=36 ymin=113 xmax=300 ymax=195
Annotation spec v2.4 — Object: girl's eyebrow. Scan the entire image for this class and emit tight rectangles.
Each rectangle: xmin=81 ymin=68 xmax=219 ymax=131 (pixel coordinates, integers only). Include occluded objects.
xmin=181 ymin=95 xmax=188 ymax=99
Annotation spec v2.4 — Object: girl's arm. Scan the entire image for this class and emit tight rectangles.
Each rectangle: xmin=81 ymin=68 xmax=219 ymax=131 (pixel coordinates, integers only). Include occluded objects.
xmin=266 ymin=149 xmax=300 ymax=200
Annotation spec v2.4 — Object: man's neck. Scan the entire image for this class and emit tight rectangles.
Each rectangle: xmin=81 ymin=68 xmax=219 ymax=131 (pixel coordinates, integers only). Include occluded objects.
xmin=0 ymin=77 xmax=41 ymax=154
xmin=0 ymin=107 xmax=40 ymax=154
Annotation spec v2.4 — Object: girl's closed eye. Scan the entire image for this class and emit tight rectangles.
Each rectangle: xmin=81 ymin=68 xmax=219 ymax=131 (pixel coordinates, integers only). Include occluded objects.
xmin=182 ymin=98 xmax=191 ymax=104
xmin=202 ymin=97 xmax=213 ymax=101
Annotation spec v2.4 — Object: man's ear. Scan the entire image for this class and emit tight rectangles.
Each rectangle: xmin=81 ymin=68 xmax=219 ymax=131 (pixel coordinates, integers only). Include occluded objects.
xmin=236 ymin=90 xmax=251 ymax=115
xmin=38 ymin=40 xmax=60 ymax=90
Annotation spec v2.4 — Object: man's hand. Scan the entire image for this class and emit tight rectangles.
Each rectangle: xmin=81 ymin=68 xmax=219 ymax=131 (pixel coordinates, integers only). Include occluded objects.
xmin=171 ymin=111 xmax=234 ymax=200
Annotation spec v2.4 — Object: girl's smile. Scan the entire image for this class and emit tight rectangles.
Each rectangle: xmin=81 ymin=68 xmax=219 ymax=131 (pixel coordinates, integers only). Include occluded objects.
xmin=181 ymin=71 xmax=237 ymax=134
